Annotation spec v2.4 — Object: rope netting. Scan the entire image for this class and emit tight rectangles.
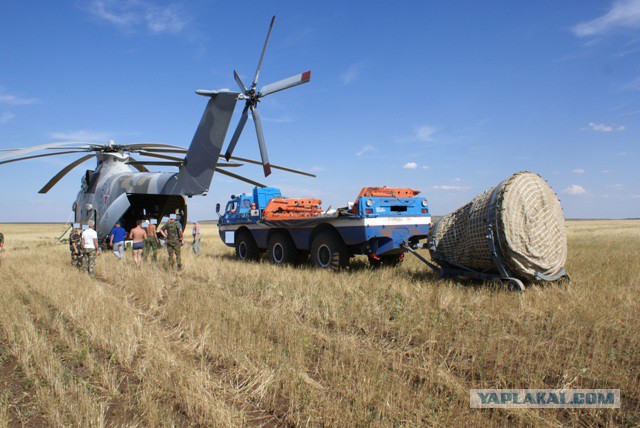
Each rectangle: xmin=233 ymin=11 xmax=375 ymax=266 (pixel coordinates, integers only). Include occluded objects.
xmin=428 ymin=172 xmax=567 ymax=281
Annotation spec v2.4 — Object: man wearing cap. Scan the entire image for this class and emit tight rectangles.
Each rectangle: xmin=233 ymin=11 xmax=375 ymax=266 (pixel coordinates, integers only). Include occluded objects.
xmin=109 ymin=221 xmax=127 ymax=259
xmin=143 ymin=218 xmax=159 ymax=262
xmin=81 ymin=219 xmax=101 ymax=276
xmin=69 ymin=223 xmax=83 ymax=268
xmin=159 ymin=214 xmax=183 ymax=270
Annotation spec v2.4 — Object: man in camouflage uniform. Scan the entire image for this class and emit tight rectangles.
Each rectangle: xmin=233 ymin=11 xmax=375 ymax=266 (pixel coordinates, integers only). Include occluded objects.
xmin=143 ymin=218 xmax=159 ymax=262
xmin=69 ymin=224 xmax=83 ymax=268
xmin=159 ymin=215 xmax=183 ymax=270
xmin=81 ymin=220 xmax=101 ymax=276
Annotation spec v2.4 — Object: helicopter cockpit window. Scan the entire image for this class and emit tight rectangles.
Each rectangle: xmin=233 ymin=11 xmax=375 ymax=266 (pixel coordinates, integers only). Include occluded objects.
xmin=240 ymin=199 xmax=251 ymax=209
xmin=225 ymin=201 xmax=237 ymax=213
xmin=82 ymin=170 xmax=94 ymax=189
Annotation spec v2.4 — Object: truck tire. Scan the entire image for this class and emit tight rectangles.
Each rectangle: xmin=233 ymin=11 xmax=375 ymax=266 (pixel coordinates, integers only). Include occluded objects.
xmin=235 ymin=230 xmax=260 ymax=261
xmin=268 ymin=232 xmax=298 ymax=265
xmin=310 ymin=230 xmax=349 ymax=270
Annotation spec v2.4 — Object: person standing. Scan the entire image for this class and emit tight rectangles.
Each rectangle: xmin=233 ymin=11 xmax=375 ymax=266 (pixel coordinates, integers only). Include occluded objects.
xmin=81 ymin=220 xmax=100 ymax=276
xmin=191 ymin=220 xmax=201 ymax=256
xmin=109 ymin=221 xmax=127 ymax=259
xmin=69 ymin=223 xmax=83 ymax=268
xmin=159 ymin=215 xmax=183 ymax=270
xmin=129 ymin=220 xmax=147 ymax=268
xmin=143 ymin=218 xmax=159 ymax=262
xmin=0 ymin=230 xmax=4 ymax=252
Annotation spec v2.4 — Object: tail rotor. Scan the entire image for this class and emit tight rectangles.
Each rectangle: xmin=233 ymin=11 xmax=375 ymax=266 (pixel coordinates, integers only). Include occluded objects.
xmin=224 ymin=15 xmax=311 ymax=177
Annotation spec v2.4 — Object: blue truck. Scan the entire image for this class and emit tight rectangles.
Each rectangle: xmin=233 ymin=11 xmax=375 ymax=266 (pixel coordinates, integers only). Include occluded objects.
xmin=216 ymin=187 xmax=431 ymax=269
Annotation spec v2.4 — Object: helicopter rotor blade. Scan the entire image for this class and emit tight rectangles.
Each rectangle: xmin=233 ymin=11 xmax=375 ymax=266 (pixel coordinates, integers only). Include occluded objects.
xmin=234 ymin=70 xmax=248 ymax=94
xmin=214 ymin=167 xmax=266 ymax=188
xmin=217 ymin=163 xmax=244 ymax=168
xmin=220 ymin=154 xmax=316 ymax=178
xmin=138 ymin=151 xmax=184 ymax=162
xmin=0 ymin=150 xmax=92 ymax=166
xmin=259 ymin=71 xmax=311 ymax=97
xmin=0 ymin=142 xmax=96 ymax=160
xmin=128 ymin=161 xmax=181 ymax=168
xmin=126 ymin=156 xmax=150 ymax=172
xmin=250 ymin=106 xmax=271 ymax=176
xmin=38 ymin=154 xmax=96 ymax=194
xmin=123 ymin=143 xmax=188 ymax=151
xmin=224 ymin=105 xmax=249 ymax=161
xmin=134 ymin=148 xmax=187 ymax=154
xmin=252 ymin=15 xmax=276 ymax=88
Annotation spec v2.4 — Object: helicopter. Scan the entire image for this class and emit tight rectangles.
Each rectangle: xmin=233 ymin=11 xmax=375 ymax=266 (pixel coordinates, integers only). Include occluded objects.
xmin=0 ymin=16 xmax=314 ymax=236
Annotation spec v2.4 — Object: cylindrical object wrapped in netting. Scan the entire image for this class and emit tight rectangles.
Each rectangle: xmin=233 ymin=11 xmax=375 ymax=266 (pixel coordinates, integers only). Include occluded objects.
xmin=427 ymin=171 xmax=567 ymax=282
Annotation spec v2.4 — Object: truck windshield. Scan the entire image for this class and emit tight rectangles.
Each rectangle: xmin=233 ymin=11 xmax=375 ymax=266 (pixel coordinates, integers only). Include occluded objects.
xmin=225 ymin=201 xmax=237 ymax=213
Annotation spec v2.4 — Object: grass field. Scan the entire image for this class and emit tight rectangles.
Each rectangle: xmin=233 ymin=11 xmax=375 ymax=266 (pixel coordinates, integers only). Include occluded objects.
xmin=0 ymin=220 xmax=638 ymax=427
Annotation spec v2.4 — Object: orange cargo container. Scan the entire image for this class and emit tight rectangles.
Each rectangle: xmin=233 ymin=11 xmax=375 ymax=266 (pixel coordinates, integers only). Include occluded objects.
xmin=262 ymin=197 xmax=323 ymax=220
xmin=352 ymin=187 xmax=420 ymax=214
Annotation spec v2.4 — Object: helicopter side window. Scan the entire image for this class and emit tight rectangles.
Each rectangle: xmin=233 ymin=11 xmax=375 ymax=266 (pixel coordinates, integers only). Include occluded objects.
xmin=240 ymin=199 xmax=251 ymax=210
xmin=225 ymin=201 xmax=237 ymax=213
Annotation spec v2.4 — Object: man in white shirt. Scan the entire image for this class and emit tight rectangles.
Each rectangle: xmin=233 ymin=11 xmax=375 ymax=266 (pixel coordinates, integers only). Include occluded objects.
xmin=81 ymin=220 xmax=101 ymax=276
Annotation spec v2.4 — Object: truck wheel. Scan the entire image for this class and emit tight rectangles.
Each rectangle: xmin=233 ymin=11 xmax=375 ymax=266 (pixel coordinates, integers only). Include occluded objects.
xmin=268 ymin=232 xmax=298 ymax=265
xmin=310 ymin=230 xmax=349 ymax=270
xmin=235 ymin=230 xmax=260 ymax=261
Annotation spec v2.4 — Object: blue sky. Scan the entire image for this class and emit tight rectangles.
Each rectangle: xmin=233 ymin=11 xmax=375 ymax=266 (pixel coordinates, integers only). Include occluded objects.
xmin=0 ymin=0 xmax=638 ymax=221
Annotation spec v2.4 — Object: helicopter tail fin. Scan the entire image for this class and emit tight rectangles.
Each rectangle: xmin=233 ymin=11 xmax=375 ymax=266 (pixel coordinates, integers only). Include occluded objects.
xmin=164 ymin=91 xmax=239 ymax=196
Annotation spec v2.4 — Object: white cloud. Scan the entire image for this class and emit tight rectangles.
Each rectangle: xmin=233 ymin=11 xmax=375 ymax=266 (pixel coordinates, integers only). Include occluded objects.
xmin=572 ymin=168 xmax=586 ymax=174
xmin=49 ymin=130 xmax=111 ymax=141
xmin=414 ymin=125 xmax=437 ymax=142
xmin=356 ymin=145 xmax=376 ymax=157
xmin=394 ymin=125 xmax=438 ymax=143
xmin=0 ymin=112 xmax=15 ymax=124
xmin=85 ymin=0 xmax=189 ymax=35
xmin=262 ymin=113 xmax=294 ymax=123
xmin=0 ymin=92 xmax=38 ymax=105
xmin=432 ymin=185 xmax=470 ymax=191
xmin=341 ymin=63 xmax=363 ymax=85
xmin=562 ymin=184 xmax=589 ymax=195
xmin=311 ymin=166 xmax=325 ymax=172
xmin=403 ymin=162 xmax=417 ymax=169
xmin=603 ymin=169 xmax=612 ymax=173
xmin=607 ymin=183 xmax=625 ymax=189
xmin=586 ymin=122 xmax=625 ymax=132
xmin=422 ymin=165 xmax=431 ymax=170
xmin=572 ymin=0 xmax=640 ymax=37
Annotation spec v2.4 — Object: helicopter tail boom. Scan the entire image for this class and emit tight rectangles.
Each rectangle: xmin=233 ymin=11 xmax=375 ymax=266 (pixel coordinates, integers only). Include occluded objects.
xmin=162 ymin=91 xmax=239 ymax=196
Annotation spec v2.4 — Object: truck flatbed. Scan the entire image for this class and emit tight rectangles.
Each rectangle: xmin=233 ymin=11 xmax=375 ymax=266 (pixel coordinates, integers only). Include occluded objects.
xmin=217 ymin=187 xmax=431 ymax=269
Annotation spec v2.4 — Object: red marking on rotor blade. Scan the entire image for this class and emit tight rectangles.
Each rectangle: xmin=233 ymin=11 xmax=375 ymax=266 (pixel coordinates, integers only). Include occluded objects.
xmin=301 ymin=71 xmax=311 ymax=82
xmin=264 ymin=163 xmax=272 ymax=176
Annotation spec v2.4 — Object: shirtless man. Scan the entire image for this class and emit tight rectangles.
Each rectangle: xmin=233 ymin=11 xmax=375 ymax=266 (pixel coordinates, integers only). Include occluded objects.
xmin=143 ymin=218 xmax=159 ymax=262
xmin=128 ymin=219 xmax=147 ymax=267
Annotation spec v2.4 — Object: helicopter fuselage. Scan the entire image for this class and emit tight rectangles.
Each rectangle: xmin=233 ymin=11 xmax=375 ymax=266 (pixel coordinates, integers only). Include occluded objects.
xmin=74 ymin=153 xmax=186 ymax=235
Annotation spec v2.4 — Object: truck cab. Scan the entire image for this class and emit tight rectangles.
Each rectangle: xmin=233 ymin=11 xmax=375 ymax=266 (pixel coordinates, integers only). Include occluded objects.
xmin=218 ymin=187 xmax=282 ymax=226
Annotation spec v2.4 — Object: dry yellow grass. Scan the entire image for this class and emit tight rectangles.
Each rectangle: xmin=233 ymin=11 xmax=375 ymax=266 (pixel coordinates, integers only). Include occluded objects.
xmin=0 ymin=220 xmax=638 ymax=427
